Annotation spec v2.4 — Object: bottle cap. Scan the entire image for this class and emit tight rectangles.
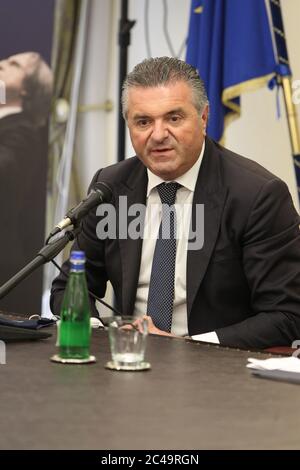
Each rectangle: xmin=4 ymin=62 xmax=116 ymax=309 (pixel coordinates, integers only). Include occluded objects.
xmin=71 ymin=250 xmax=85 ymax=259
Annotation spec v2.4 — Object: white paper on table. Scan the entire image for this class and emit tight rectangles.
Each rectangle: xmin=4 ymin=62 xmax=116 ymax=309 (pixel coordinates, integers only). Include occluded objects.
xmin=246 ymin=356 xmax=300 ymax=383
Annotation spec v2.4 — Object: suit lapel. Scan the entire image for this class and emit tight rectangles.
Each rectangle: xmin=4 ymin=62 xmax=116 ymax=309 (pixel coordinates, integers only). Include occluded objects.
xmin=187 ymin=139 xmax=227 ymax=317
xmin=116 ymin=162 xmax=148 ymax=315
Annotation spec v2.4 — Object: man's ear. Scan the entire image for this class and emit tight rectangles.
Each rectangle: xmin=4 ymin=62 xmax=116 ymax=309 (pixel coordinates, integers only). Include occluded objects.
xmin=201 ymin=105 xmax=209 ymax=136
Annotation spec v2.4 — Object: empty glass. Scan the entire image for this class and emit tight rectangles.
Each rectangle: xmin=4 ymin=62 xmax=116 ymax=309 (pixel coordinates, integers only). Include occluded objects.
xmin=106 ymin=316 xmax=150 ymax=371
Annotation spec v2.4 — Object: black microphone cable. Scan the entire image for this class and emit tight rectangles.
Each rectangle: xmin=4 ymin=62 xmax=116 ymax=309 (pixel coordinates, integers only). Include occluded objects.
xmin=50 ymin=258 xmax=123 ymax=320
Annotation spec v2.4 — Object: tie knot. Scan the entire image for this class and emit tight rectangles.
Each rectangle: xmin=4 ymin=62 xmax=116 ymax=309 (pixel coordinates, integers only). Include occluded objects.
xmin=156 ymin=182 xmax=180 ymax=206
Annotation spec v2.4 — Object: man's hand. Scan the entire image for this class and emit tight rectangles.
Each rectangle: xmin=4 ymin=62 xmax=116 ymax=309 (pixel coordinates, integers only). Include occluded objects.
xmin=133 ymin=315 xmax=175 ymax=337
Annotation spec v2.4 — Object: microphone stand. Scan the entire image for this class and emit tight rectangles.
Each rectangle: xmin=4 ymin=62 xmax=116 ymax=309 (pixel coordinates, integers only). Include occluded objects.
xmin=0 ymin=226 xmax=123 ymax=318
xmin=0 ymin=228 xmax=80 ymax=301
xmin=117 ymin=0 xmax=135 ymax=162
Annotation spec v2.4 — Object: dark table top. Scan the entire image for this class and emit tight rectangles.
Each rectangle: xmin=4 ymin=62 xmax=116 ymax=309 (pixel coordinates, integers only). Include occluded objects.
xmin=1 ymin=326 xmax=300 ymax=450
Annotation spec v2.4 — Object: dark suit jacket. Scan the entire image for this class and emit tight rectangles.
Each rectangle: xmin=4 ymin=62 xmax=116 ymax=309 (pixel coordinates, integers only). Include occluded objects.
xmin=0 ymin=112 xmax=47 ymax=314
xmin=50 ymin=138 xmax=300 ymax=349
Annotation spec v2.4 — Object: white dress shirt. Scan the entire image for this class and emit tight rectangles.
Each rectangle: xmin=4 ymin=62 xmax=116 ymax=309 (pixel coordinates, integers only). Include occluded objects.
xmin=133 ymin=141 xmax=219 ymax=344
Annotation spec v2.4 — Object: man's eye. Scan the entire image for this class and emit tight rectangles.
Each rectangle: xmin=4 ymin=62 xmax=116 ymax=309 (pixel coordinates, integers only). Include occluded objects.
xmin=137 ymin=120 xmax=149 ymax=127
xmin=169 ymin=115 xmax=181 ymax=123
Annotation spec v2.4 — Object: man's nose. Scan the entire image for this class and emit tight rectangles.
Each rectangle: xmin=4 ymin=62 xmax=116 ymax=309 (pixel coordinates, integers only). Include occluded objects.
xmin=151 ymin=121 xmax=168 ymax=142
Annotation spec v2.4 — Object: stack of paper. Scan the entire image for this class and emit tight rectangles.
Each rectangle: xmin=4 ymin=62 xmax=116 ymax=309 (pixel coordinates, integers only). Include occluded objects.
xmin=247 ymin=356 xmax=300 ymax=383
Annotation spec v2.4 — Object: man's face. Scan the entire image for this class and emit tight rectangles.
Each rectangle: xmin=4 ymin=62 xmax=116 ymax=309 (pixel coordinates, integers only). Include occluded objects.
xmin=0 ymin=53 xmax=33 ymax=103
xmin=126 ymin=81 xmax=208 ymax=180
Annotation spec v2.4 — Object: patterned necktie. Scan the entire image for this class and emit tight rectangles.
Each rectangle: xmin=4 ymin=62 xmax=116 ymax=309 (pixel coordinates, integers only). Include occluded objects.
xmin=147 ymin=182 xmax=180 ymax=332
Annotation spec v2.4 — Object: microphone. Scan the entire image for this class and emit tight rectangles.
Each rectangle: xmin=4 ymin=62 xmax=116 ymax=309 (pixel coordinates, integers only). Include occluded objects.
xmin=49 ymin=182 xmax=112 ymax=238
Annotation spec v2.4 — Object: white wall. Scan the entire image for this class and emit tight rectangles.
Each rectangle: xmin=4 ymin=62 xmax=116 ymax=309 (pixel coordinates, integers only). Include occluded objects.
xmin=75 ymin=0 xmax=119 ymax=195
xmin=72 ymin=0 xmax=120 ymax=316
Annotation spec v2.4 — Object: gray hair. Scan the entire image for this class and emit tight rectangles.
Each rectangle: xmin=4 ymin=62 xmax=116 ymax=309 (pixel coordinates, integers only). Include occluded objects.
xmin=22 ymin=52 xmax=53 ymax=128
xmin=122 ymin=56 xmax=208 ymax=118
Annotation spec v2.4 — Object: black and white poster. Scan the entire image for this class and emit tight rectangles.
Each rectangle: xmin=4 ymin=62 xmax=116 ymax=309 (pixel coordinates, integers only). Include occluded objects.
xmin=0 ymin=0 xmax=54 ymax=314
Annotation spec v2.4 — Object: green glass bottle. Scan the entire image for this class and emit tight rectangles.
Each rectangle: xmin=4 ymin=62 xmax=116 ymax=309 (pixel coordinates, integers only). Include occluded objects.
xmin=59 ymin=251 xmax=91 ymax=360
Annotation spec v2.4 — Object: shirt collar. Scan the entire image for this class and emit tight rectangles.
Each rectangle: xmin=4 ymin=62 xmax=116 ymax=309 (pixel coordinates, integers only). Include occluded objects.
xmin=146 ymin=140 xmax=205 ymax=197
xmin=0 ymin=106 xmax=22 ymax=119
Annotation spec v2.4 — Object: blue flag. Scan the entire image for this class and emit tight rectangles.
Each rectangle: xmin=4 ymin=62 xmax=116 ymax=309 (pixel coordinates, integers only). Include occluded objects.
xmin=186 ymin=0 xmax=277 ymax=141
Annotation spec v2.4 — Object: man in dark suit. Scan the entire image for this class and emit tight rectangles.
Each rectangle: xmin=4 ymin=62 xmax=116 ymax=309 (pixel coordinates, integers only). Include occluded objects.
xmin=0 ymin=52 xmax=52 ymax=314
xmin=51 ymin=57 xmax=300 ymax=349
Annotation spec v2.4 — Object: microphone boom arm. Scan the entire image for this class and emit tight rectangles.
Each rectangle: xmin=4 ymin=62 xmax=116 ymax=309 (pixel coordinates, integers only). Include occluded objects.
xmin=0 ymin=228 xmax=80 ymax=301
